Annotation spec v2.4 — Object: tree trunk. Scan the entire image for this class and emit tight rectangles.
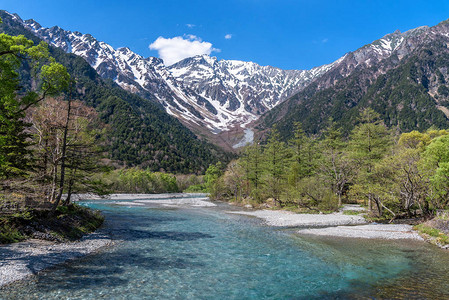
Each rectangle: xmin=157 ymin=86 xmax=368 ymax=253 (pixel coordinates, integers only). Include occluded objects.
xmin=63 ymin=177 xmax=74 ymax=206
xmin=49 ymin=164 xmax=58 ymax=203
xmin=53 ymin=93 xmax=72 ymax=211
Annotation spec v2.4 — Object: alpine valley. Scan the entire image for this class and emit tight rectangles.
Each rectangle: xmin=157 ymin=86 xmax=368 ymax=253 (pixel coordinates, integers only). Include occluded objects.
xmin=0 ymin=11 xmax=230 ymax=173
xmin=4 ymin=10 xmax=449 ymax=161
xmin=4 ymin=11 xmax=343 ymax=149
xmin=6 ymin=6 xmax=449 ymax=299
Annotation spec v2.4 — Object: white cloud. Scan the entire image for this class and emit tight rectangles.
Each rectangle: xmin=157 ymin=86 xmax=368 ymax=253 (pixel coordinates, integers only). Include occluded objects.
xmin=321 ymin=38 xmax=329 ymax=43
xmin=224 ymin=34 xmax=232 ymax=40
xmin=186 ymin=24 xmax=196 ymax=28
xmin=149 ymin=35 xmax=219 ymax=66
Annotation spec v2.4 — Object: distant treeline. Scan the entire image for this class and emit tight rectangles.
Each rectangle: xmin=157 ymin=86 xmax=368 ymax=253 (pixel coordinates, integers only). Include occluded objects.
xmin=97 ymin=168 xmax=206 ymax=194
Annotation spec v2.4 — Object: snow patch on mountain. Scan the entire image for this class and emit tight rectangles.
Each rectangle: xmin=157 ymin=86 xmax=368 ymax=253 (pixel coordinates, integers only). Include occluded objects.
xmin=16 ymin=13 xmax=340 ymax=133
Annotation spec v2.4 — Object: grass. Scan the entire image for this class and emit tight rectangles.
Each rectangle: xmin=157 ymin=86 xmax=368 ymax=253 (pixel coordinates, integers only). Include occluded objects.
xmin=54 ymin=204 xmax=105 ymax=240
xmin=414 ymin=224 xmax=449 ymax=245
xmin=183 ymin=184 xmax=207 ymax=193
xmin=0 ymin=224 xmax=25 ymax=244
xmin=343 ymin=210 xmax=362 ymax=215
xmin=0 ymin=203 xmax=104 ymax=244
xmin=0 ymin=209 xmax=30 ymax=244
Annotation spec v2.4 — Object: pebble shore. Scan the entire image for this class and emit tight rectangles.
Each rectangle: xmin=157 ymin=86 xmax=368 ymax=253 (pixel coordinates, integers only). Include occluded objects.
xmin=228 ymin=209 xmax=367 ymax=227
xmin=0 ymin=232 xmax=112 ymax=287
xmin=228 ymin=209 xmax=424 ymax=241
xmin=298 ymin=224 xmax=424 ymax=240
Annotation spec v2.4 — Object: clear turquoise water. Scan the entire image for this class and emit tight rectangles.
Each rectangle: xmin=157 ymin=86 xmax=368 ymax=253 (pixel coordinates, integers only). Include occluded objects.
xmin=2 ymin=197 xmax=449 ymax=299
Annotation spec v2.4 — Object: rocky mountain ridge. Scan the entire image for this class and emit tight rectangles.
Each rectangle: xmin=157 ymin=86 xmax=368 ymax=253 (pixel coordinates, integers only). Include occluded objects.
xmin=0 ymin=11 xmax=229 ymax=172
xmin=7 ymin=10 xmax=447 ymax=146
xmin=9 ymin=11 xmax=341 ymax=135
xmin=259 ymin=19 xmax=449 ymax=138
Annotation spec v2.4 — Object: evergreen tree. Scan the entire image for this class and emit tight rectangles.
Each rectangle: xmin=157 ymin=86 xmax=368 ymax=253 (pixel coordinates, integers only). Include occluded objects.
xmin=318 ymin=120 xmax=353 ymax=206
xmin=289 ymin=122 xmax=316 ymax=183
xmin=239 ymin=143 xmax=264 ymax=201
xmin=263 ymin=128 xmax=293 ymax=206
xmin=348 ymin=108 xmax=393 ymax=213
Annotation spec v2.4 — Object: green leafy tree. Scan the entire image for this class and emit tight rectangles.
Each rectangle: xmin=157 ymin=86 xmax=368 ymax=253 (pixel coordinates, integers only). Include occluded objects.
xmin=0 ymin=22 xmax=69 ymax=179
xmin=204 ymin=162 xmax=224 ymax=199
xmin=420 ymin=135 xmax=449 ymax=210
xmin=361 ymin=147 xmax=425 ymax=220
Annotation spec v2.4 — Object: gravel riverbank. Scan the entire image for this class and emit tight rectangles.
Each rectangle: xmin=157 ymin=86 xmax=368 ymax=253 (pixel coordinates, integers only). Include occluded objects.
xmin=227 ymin=209 xmax=367 ymax=227
xmin=228 ymin=209 xmax=425 ymax=241
xmin=73 ymin=193 xmax=215 ymax=207
xmin=298 ymin=224 xmax=424 ymax=240
xmin=0 ymin=232 xmax=112 ymax=287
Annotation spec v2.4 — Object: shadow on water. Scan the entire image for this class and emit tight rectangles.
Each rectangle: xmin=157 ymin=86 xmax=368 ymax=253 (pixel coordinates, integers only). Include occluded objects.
xmin=1 ymin=203 xmax=214 ymax=296
xmin=102 ymin=211 xmax=187 ymax=227
xmin=100 ymin=205 xmax=215 ymax=241
xmin=31 ymin=248 xmax=206 ymax=293
xmin=110 ymin=229 xmax=214 ymax=241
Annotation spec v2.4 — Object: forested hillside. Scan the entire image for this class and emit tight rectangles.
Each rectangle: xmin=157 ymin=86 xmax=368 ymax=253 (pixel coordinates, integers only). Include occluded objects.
xmin=0 ymin=11 xmax=230 ymax=174
xmin=259 ymin=21 xmax=449 ymax=140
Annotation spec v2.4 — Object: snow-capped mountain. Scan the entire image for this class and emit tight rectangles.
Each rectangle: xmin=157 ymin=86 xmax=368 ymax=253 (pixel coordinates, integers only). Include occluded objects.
xmin=8 ymin=11 xmax=433 ymax=137
xmin=8 ymin=12 xmax=340 ymax=133
xmin=258 ymin=19 xmax=449 ymax=139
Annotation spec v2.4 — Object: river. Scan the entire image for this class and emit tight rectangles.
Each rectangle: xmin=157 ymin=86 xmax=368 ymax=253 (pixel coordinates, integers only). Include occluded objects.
xmin=233 ymin=128 xmax=254 ymax=149
xmin=2 ymin=195 xmax=449 ymax=299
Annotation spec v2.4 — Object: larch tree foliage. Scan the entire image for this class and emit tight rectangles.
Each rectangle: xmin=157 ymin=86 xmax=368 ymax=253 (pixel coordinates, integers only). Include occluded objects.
xmin=0 ymin=18 xmax=70 ymax=181
xmin=288 ymin=122 xmax=316 ymax=185
xmin=318 ymin=120 xmax=353 ymax=207
xmin=348 ymin=108 xmax=393 ymax=215
xmin=263 ymin=128 xmax=293 ymax=206
xmin=238 ymin=143 xmax=264 ymax=201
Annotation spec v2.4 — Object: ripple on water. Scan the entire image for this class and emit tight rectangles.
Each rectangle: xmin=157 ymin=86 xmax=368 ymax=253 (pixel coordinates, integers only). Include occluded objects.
xmin=2 ymin=198 xmax=449 ymax=299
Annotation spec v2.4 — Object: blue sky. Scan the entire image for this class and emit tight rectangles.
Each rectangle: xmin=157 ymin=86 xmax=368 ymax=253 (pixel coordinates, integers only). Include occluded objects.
xmin=2 ymin=0 xmax=449 ymax=69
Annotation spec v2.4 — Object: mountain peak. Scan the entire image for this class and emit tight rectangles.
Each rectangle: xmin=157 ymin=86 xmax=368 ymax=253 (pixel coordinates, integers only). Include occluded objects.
xmin=12 ymin=10 xmax=341 ymax=135
xmin=24 ymin=19 xmax=41 ymax=30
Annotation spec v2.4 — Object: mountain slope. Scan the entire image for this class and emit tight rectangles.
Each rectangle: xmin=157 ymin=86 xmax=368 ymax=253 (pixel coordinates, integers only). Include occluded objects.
xmin=258 ymin=22 xmax=449 ymax=139
xmin=13 ymin=13 xmax=340 ymax=136
xmin=0 ymin=11 xmax=229 ymax=173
